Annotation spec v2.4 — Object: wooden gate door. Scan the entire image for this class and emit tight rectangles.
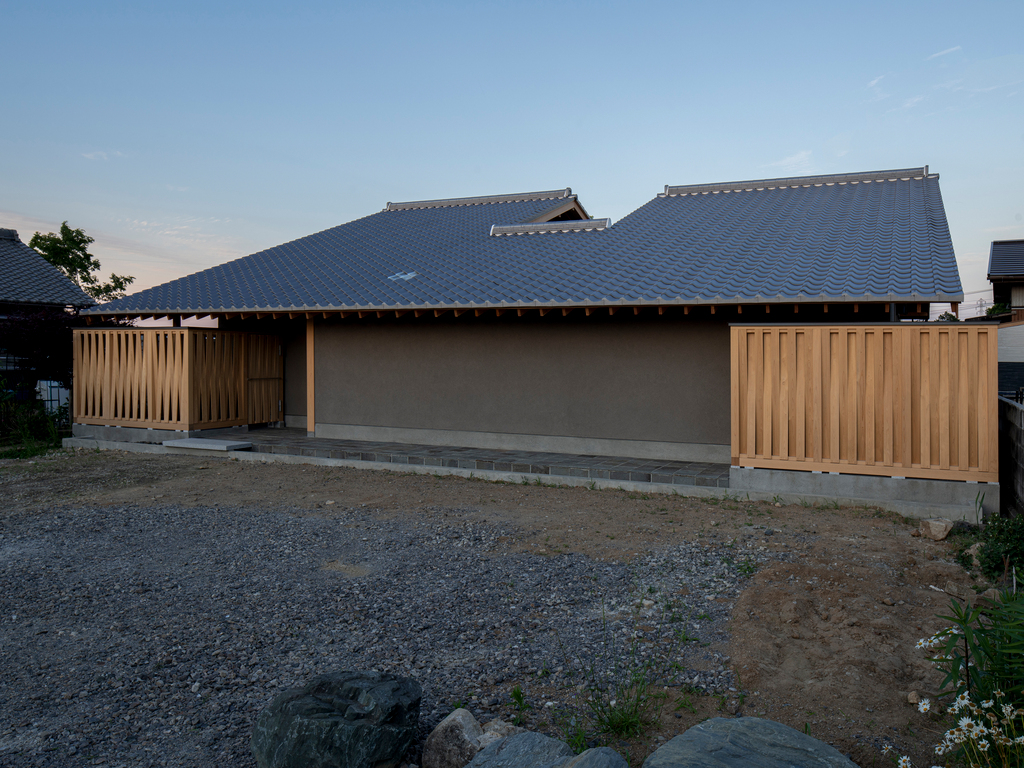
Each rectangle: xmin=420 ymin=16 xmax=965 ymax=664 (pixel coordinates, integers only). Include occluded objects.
xmin=246 ymin=335 xmax=284 ymax=425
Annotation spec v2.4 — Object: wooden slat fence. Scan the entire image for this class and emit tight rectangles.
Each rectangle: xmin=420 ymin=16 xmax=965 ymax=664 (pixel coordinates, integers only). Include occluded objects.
xmin=731 ymin=324 xmax=998 ymax=482
xmin=74 ymin=328 xmax=282 ymax=431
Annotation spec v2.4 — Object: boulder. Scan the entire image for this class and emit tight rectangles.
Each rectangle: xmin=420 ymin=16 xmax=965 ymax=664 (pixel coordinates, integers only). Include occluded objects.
xmin=466 ymin=732 xmax=627 ymax=768
xmin=423 ymin=709 xmax=527 ymax=768
xmin=920 ymin=518 xmax=954 ymax=541
xmin=642 ymin=717 xmax=857 ymax=768
xmin=466 ymin=732 xmax=573 ymax=768
xmin=252 ymin=670 xmax=421 ymax=768
xmin=563 ymin=747 xmax=630 ymax=768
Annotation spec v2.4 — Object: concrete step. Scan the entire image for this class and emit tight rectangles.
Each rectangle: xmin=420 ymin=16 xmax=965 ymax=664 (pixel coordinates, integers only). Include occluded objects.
xmin=162 ymin=438 xmax=252 ymax=451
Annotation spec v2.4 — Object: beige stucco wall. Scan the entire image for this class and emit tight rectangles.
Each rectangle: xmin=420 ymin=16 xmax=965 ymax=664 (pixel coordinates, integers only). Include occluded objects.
xmin=311 ymin=317 xmax=730 ymax=457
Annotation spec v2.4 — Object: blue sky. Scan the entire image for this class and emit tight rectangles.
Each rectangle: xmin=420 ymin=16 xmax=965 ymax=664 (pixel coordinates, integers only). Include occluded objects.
xmin=2 ymin=1 xmax=1022 ymax=316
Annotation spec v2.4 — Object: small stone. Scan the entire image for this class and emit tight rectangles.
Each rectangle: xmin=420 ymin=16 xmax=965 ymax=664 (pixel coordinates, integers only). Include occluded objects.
xmin=881 ymin=597 xmax=894 ymax=606
xmin=907 ymin=691 xmax=920 ymax=705
xmin=920 ymin=519 xmax=954 ymax=541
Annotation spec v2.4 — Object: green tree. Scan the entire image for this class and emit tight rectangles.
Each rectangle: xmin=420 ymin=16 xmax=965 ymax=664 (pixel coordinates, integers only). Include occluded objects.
xmin=29 ymin=222 xmax=135 ymax=302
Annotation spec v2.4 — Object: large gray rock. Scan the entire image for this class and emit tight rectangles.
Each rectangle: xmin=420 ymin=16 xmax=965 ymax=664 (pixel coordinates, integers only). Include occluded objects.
xmin=642 ymin=718 xmax=857 ymax=768
xmin=466 ymin=732 xmax=574 ymax=768
xmin=422 ymin=709 xmax=525 ymax=768
xmin=251 ymin=670 xmax=421 ymax=768
xmin=563 ymin=747 xmax=630 ymax=768
xmin=466 ymin=732 xmax=627 ymax=768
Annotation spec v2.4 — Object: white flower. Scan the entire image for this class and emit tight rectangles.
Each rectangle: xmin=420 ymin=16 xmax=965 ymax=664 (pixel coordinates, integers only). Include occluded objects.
xmin=982 ymin=699 xmax=994 ymax=708
xmin=898 ymin=756 xmax=912 ymax=768
xmin=977 ymin=740 xmax=990 ymax=752
xmin=1002 ymin=704 xmax=1014 ymax=719
xmin=882 ymin=744 xmax=894 ymax=755
xmin=959 ymin=716 xmax=975 ymax=730
xmin=917 ymin=698 xmax=931 ymax=713
xmin=1015 ymin=735 xmax=1024 ymax=745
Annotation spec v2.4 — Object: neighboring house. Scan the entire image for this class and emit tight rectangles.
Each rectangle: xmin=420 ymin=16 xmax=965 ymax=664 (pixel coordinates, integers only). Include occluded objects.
xmin=0 ymin=228 xmax=94 ymax=394
xmin=987 ymin=239 xmax=1024 ymax=322
xmin=82 ymin=167 xmax=963 ymax=464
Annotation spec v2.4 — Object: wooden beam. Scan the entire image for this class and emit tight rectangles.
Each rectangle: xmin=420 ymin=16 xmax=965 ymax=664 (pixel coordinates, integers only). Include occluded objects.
xmin=660 ymin=307 xmax=666 ymax=315
xmin=517 ymin=308 xmax=526 ymax=317
xmin=608 ymin=307 xmax=617 ymax=316
xmin=306 ymin=319 xmax=315 ymax=437
xmin=884 ymin=303 xmax=890 ymax=313
xmin=794 ymin=305 xmax=799 ymax=313
xmin=562 ymin=308 xmax=573 ymax=316
xmin=394 ymin=310 xmax=409 ymax=318
xmin=633 ymin=307 xmax=640 ymax=315
xmin=434 ymin=309 xmax=448 ymax=318
xmin=495 ymin=308 xmax=506 ymax=317
xmin=951 ymin=302 xmax=959 ymax=318
xmin=414 ymin=309 xmax=428 ymax=318
xmin=358 ymin=311 xmax=370 ymax=319
xmin=710 ymin=306 xmax=716 ymax=315
xmin=453 ymin=309 xmax=468 ymax=317
xmin=854 ymin=304 xmax=859 ymax=313
xmin=916 ymin=303 xmax=922 ymax=314
xmin=737 ymin=305 xmax=742 ymax=314
xmin=765 ymin=305 xmax=770 ymax=313
xmin=288 ymin=313 xmax=298 ymax=319
xmin=474 ymin=309 xmax=484 ymax=317
xmin=585 ymin=308 xmax=594 ymax=316
xmin=823 ymin=304 xmax=828 ymax=313
xmin=85 ymin=316 xmax=94 ymax=325
xmin=322 ymin=312 xmax=331 ymax=319
xmin=538 ymin=308 xmax=550 ymax=317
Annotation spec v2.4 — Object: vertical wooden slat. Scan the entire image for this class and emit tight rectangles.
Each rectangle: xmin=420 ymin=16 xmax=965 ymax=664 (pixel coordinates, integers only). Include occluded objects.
xmin=812 ymin=327 xmax=823 ymax=462
xmin=779 ymin=330 xmax=790 ymax=459
xmin=795 ymin=330 xmax=806 ymax=460
xmin=939 ymin=329 xmax=950 ymax=470
xmin=306 ymin=319 xmax=316 ymax=436
xmin=730 ymin=327 xmax=740 ymax=464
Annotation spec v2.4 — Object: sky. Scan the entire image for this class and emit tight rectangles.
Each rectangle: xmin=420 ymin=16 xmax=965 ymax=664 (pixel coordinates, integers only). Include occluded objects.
xmin=1 ymin=1 xmax=1022 ymax=318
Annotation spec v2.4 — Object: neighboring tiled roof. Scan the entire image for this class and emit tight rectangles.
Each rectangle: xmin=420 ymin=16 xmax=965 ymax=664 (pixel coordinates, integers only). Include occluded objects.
xmin=988 ymin=240 xmax=1024 ymax=279
xmin=86 ymin=167 xmax=963 ymax=316
xmin=0 ymin=229 xmax=95 ymax=308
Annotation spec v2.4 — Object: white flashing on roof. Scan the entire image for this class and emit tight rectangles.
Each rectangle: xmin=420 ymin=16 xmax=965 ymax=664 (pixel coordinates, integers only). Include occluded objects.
xmin=386 ymin=189 xmax=572 ymax=212
xmin=662 ymin=166 xmax=931 ymax=197
xmin=489 ymin=219 xmax=611 ymax=236
xmin=387 ymin=271 xmax=418 ymax=281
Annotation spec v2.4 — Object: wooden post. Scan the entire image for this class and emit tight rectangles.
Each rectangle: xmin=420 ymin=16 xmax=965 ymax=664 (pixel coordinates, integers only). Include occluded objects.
xmin=306 ymin=319 xmax=315 ymax=436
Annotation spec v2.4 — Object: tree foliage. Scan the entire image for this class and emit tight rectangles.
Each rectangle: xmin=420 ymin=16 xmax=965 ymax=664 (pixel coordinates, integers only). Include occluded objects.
xmin=29 ymin=222 xmax=135 ymax=302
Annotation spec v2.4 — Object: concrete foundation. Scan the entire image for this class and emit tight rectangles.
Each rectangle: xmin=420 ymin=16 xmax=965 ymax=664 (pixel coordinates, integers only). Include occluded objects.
xmin=315 ymin=422 xmax=730 ymax=463
xmin=729 ymin=466 xmax=998 ymax=522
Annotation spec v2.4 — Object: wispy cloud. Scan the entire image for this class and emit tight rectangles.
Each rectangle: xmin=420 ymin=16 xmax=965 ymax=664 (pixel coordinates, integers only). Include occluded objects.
xmin=926 ymin=46 xmax=961 ymax=60
xmin=902 ymin=95 xmax=926 ymax=109
xmin=81 ymin=150 xmax=124 ymax=161
xmin=868 ymin=75 xmax=884 ymax=88
xmin=762 ymin=150 xmax=815 ymax=176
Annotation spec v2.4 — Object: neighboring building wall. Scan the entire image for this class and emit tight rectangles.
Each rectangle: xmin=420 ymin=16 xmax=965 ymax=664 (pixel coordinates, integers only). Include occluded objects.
xmin=999 ymin=396 xmax=1024 ymax=516
xmin=998 ymin=321 xmax=1024 ymax=393
xmin=312 ymin=316 xmax=731 ymax=462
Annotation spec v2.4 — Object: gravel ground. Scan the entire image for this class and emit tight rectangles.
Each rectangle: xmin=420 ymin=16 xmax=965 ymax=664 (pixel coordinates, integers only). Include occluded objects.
xmin=0 ymin=500 xmax=785 ymax=767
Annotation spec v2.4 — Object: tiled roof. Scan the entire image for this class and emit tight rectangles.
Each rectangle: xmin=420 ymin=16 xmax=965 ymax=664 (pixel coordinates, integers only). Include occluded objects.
xmin=988 ymin=240 xmax=1024 ymax=279
xmin=86 ymin=167 xmax=963 ymax=316
xmin=0 ymin=229 xmax=95 ymax=308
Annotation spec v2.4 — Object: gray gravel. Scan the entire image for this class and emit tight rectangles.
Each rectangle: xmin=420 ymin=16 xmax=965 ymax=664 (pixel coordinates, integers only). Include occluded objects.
xmin=0 ymin=502 xmax=787 ymax=767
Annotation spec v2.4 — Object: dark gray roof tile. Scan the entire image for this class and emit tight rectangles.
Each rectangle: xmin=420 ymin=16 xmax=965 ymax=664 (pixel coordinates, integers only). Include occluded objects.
xmin=88 ymin=170 xmax=963 ymax=315
xmin=0 ymin=229 xmax=95 ymax=308
xmin=988 ymin=240 xmax=1024 ymax=278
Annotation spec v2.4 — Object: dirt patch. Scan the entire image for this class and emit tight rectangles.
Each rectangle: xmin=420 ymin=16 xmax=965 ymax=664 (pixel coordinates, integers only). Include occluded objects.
xmin=0 ymin=448 xmax=985 ymax=766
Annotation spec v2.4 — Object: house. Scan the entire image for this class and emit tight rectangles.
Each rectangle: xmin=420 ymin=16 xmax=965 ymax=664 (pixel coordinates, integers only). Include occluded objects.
xmin=0 ymin=228 xmax=94 ymax=396
xmin=986 ymin=239 xmax=1024 ymax=392
xmin=78 ymin=166 xmax=965 ymax=468
xmin=987 ymin=239 xmax=1024 ymax=322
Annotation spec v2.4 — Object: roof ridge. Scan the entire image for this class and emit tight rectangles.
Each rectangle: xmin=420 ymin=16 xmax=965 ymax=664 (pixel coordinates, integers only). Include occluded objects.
xmin=490 ymin=219 xmax=611 ymax=236
xmin=663 ymin=167 xmax=932 ymax=196
xmin=386 ymin=188 xmax=572 ymax=211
